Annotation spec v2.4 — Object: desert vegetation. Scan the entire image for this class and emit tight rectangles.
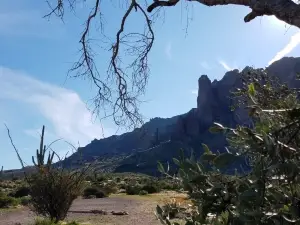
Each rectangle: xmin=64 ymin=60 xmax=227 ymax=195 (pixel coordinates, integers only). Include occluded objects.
xmin=0 ymin=128 xmax=183 ymax=224
xmin=156 ymin=68 xmax=300 ymax=224
xmin=3 ymin=66 xmax=300 ymax=225
xmin=1 ymin=1 xmax=300 ymax=225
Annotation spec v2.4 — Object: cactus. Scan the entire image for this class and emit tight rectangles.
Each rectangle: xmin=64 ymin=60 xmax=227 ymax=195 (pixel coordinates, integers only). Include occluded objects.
xmin=32 ymin=126 xmax=54 ymax=171
xmin=0 ymin=166 xmax=3 ymax=177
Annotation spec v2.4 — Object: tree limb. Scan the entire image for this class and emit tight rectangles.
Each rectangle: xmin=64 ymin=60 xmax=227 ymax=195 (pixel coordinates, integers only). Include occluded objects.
xmin=148 ymin=0 xmax=300 ymax=28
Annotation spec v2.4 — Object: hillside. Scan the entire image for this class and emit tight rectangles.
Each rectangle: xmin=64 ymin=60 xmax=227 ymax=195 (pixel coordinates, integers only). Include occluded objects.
xmin=4 ymin=57 xmax=300 ymax=178
xmin=59 ymin=57 xmax=300 ymax=175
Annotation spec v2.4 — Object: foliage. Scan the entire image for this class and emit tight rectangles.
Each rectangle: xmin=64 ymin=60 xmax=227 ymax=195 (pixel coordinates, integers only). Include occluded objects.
xmin=158 ymin=198 xmax=185 ymax=220
xmin=159 ymin=179 xmax=182 ymax=191
xmin=156 ymin=68 xmax=300 ymax=224
xmin=85 ymin=172 xmax=178 ymax=195
xmin=6 ymin=126 xmax=91 ymax=222
xmin=28 ymin=169 xmax=85 ymax=222
xmin=125 ymin=184 xmax=142 ymax=195
xmin=83 ymin=186 xmax=107 ymax=198
xmin=139 ymin=190 xmax=148 ymax=195
xmin=0 ymin=195 xmax=19 ymax=208
xmin=20 ymin=196 xmax=31 ymax=206
xmin=32 ymin=218 xmax=81 ymax=225
xmin=11 ymin=186 xmax=30 ymax=198
xmin=142 ymin=181 xmax=161 ymax=194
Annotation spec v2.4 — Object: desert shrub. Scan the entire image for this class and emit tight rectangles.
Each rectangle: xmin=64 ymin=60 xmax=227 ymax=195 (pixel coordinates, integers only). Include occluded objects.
xmin=118 ymin=181 xmax=126 ymax=189
xmin=160 ymin=199 xmax=183 ymax=220
xmin=6 ymin=126 xmax=90 ymax=222
xmin=83 ymin=186 xmax=107 ymax=198
xmin=33 ymin=218 xmax=81 ymax=225
xmin=158 ymin=180 xmax=181 ymax=191
xmin=156 ymin=69 xmax=300 ymax=224
xmin=125 ymin=185 xmax=142 ymax=195
xmin=0 ymin=195 xmax=19 ymax=208
xmin=28 ymin=169 xmax=85 ymax=222
xmin=139 ymin=190 xmax=148 ymax=195
xmin=20 ymin=196 xmax=31 ymax=206
xmin=142 ymin=182 xmax=161 ymax=194
xmin=12 ymin=186 xmax=30 ymax=198
xmin=102 ymin=181 xmax=118 ymax=195
xmin=96 ymin=175 xmax=106 ymax=182
xmin=33 ymin=219 xmax=56 ymax=225
xmin=85 ymin=175 xmax=93 ymax=182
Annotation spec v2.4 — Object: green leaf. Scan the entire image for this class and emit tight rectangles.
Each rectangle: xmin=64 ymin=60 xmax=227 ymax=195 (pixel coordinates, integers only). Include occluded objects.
xmin=213 ymin=153 xmax=238 ymax=169
xmin=156 ymin=205 xmax=162 ymax=214
xmin=157 ymin=161 xmax=165 ymax=174
xmin=173 ymin=158 xmax=180 ymax=166
xmin=239 ymin=189 xmax=258 ymax=202
xmin=248 ymin=83 xmax=255 ymax=96
xmin=190 ymin=174 xmax=207 ymax=183
xmin=200 ymin=153 xmax=217 ymax=162
xmin=201 ymin=143 xmax=212 ymax=154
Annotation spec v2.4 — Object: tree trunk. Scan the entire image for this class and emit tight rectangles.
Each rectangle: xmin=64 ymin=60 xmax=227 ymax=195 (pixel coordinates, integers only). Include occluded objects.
xmin=148 ymin=0 xmax=300 ymax=29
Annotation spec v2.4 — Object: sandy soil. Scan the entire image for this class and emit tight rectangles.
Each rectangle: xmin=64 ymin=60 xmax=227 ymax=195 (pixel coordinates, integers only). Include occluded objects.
xmin=0 ymin=193 xmax=180 ymax=225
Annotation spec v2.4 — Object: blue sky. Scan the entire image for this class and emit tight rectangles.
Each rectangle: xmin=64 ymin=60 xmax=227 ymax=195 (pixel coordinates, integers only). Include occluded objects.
xmin=0 ymin=0 xmax=299 ymax=170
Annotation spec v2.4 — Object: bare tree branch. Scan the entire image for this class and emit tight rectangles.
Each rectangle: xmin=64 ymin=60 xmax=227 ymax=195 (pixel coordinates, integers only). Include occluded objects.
xmin=43 ymin=0 xmax=299 ymax=130
xmin=4 ymin=124 xmax=26 ymax=169
xmin=147 ymin=0 xmax=300 ymax=28
xmin=44 ymin=0 xmax=155 ymax=129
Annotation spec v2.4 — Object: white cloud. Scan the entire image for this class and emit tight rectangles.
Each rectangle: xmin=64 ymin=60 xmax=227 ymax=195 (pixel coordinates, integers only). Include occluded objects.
xmin=165 ymin=42 xmax=172 ymax=60
xmin=200 ymin=61 xmax=211 ymax=70
xmin=268 ymin=31 xmax=300 ymax=65
xmin=24 ymin=128 xmax=57 ymax=141
xmin=0 ymin=67 xmax=111 ymax=146
xmin=218 ymin=60 xmax=234 ymax=71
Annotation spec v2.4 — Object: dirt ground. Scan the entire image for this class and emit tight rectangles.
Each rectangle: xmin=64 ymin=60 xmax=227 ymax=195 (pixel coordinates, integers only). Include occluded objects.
xmin=0 ymin=192 xmax=186 ymax=225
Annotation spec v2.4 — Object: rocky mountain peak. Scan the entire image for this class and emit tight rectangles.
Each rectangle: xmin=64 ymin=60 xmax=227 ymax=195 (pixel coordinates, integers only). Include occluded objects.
xmin=62 ymin=57 xmax=300 ymax=176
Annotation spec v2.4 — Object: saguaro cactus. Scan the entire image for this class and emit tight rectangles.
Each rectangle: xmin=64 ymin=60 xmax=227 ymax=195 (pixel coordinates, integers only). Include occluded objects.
xmin=32 ymin=126 xmax=54 ymax=171
xmin=0 ymin=166 xmax=3 ymax=177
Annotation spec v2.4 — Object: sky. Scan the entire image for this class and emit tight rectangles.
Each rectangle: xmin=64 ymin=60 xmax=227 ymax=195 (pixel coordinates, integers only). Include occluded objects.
xmin=0 ymin=0 xmax=299 ymax=170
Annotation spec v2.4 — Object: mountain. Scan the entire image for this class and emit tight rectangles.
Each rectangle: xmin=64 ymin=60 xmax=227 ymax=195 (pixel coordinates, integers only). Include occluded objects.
xmin=61 ymin=57 xmax=300 ymax=175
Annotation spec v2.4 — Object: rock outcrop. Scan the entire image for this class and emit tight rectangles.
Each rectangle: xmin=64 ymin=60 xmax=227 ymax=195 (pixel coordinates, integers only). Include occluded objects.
xmin=62 ymin=57 xmax=300 ymax=175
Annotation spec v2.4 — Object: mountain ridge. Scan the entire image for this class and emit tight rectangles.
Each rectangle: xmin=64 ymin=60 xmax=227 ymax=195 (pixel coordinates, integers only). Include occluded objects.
xmin=60 ymin=57 xmax=300 ymax=175
xmin=3 ymin=57 xmax=300 ymax=177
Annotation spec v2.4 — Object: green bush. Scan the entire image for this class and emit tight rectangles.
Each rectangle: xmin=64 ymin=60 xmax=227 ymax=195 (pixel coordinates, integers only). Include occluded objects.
xmin=83 ymin=186 xmax=107 ymax=198
xmin=142 ymin=182 xmax=161 ymax=194
xmin=139 ymin=190 xmax=148 ymax=195
xmin=125 ymin=185 xmax=141 ymax=195
xmin=20 ymin=196 xmax=31 ymax=206
xmin=28 ymin=169 xmax=85 ymax=222
xmin=11 ymin=186 xmax=30 ymax=198
xmin=33 ymin=218 xmax=81 ymax=225
xmin=0 ymin=195 xmax=19 ymax=208
xmin=156 ymin=69 xmax=300 ymax=225
xmin=159 ymin=180 xmax=181 ymax=191
xmin=101 ymin=181 xmax=118 ymax=195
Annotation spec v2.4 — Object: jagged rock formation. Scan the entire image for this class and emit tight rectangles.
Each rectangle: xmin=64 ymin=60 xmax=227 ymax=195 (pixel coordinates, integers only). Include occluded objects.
xmin=63 ymin=57 xmax=300 ymax=175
